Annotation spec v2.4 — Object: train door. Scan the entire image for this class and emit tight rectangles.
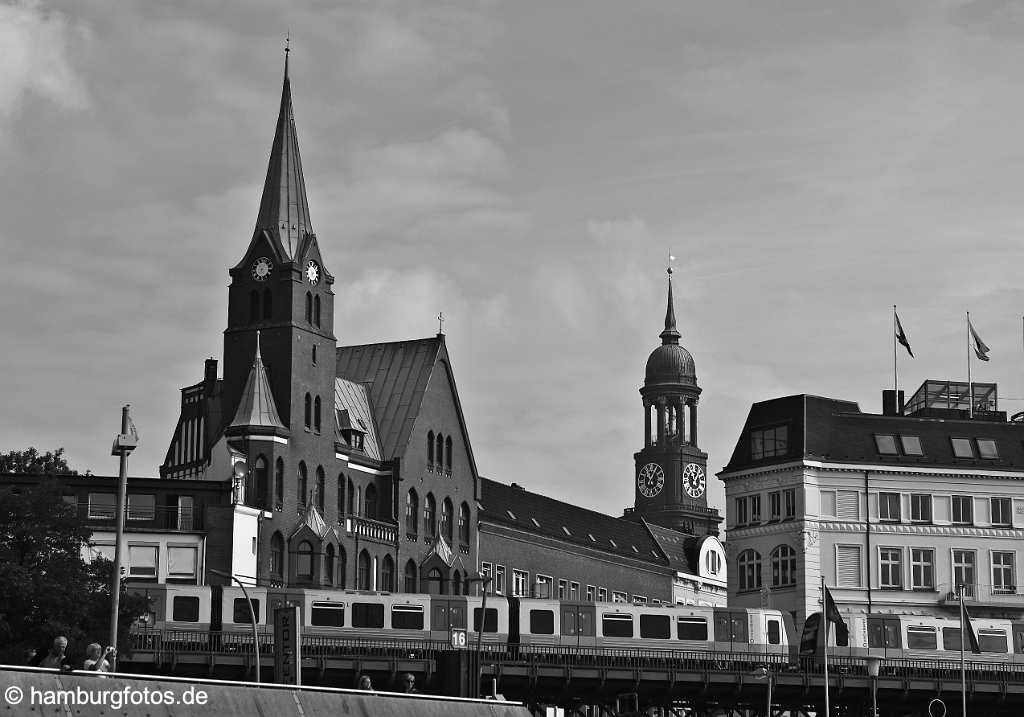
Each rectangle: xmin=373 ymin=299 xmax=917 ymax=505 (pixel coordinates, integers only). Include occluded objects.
xmin=763 ymin=613 xmax=785 ymax=657
xmin=714 ymin=609 xmax=749 ymax=654
xmin=866 ymin=616 xmax=901 ymax=658
xmin=431 ymin=598 xmax=467 ymax=642
xmin=560 ymin=603 xmax=596 ymax=650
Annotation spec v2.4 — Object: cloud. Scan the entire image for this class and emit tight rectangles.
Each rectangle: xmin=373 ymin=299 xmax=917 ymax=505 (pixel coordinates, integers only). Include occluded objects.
xmin=0 ymin=1 xmax=90 ymax=124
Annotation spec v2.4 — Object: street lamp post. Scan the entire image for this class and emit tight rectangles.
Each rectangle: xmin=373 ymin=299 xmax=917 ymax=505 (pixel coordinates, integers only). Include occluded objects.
xmin=751 ymin=666 xmax=773 ymax=717
xmin=107 ymin=405 xmax=138 ymax=672
xmin=866 ymin=656 xmax=881 ymax=717
xmin=466 ymin=572 xmax=494 ymax=699
xmin=210 ymin=569 xmax=260 ymax=684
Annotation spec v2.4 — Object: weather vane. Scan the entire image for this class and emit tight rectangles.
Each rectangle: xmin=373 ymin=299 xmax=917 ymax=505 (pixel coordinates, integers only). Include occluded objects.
xmin=668 ymin=251 xmax=676 ymax=275
xmin=437 ymin=312 xmax=445 ymax=334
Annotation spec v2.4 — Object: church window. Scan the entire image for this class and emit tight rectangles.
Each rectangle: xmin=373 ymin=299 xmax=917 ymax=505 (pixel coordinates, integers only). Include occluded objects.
xmin=453 ymin=569 xmax=462 ymax=595
xmin=249 ymin=290 xmax=260 ymax=322
xmin=445 ymin=436 xmax=453 ymax=473
xmin=738 ymin=549 xmax=762 ymax=591
xmin=404 ymin=560 xmax=418 ymax=593
xmin=381 ymin=555 xmax=395 ymax=592
xmin=305 ymin=292 xmax=313 ymax=323
xmin=337 ymin=474 xmax=346 ymax=517
xmin=441 ymin=498 xmax=453 ymax=543
xmin=347 ymin=479 xmax=354 ymax=516
xmin=315 ymin=466 xmax=325 ymax=512
xmin=338 ymin=546 xmax=347 ymax=589
xmin=365 ymin=484 xmax=378 ymax=520
xmin=458 ymin=502 xmax=470 ymax=546
xmin=427 ymin=431 xmax=435 ymax=470
xmin=324 ymin=543 xmax=335 ymax=585
xmin=274 ymin=458 xmax=284 ymax=509
xmin=270 ymin=531 xmax=284 ymax=576
xmin=297 ymin=462 xmax=308 ymax=508
xmin=406 ymin=489 xmax=419 ymax=536
xmin=253 ymin=455 xmax=268 ymax=510
xmin=435 ymin=433 xmax=444 ymax=472
xmin=312 ymin=345 xmax=317 ymax=365
xmin=314 ymin=395 xmax=322 ymax=433
xmin=262 ymin=289 xmax=272 ymax=320
xmin=313 ymin=294 xmax=321 ymax=327
xmin=424 ymin=494 xmax=437 ymax=537
xmin=355 ymin=485 xmax=362 ymax=517
xmin=296 ymin=541 xmax=314 ymax=580
xmin=357 ymin=550 xmax=372 ymax=590
xmin=304 ymin=393 xmax=312 ymax=430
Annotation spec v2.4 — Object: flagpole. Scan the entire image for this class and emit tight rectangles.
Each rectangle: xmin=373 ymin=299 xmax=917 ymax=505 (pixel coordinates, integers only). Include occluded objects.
xmin=893 ymin=305 xmax=898 ymax=395
xmin=960 ymin=584 xmax=967 ymax=717
xmin=967 ymin=312 xmax=973 ymax=419
xmin=822 ymin=575 xmax=830 ymax=717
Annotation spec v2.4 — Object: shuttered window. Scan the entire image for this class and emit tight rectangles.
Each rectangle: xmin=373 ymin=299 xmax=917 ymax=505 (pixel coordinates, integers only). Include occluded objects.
xmin=836 ymin=545 xmax=862 ymax=587
xmin=836 ymin=491 xmax=859 ymax=520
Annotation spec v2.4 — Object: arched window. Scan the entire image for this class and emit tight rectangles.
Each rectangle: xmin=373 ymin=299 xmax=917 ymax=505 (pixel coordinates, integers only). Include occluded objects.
xmin=296 ymin=541 xmax=314 ymax=580
xmin=324 ymin=543 xmax=335 ymax=585
xmin=427 ymin=568 xmax=443 ymax=595
xmin=445 ymin=436 xmax=453 ymax=472
xmin=249 ymin=289 xmax=260 ymax=322
xmin=314 ymin=395 xmax=322 ymax=433
xmin=424 ymin=494 xmax=436 ymax=537
xmin=271 ymin=531 xmax=284 ymax=576
xmin=357 ymin=550 xmax=372 ymax=590
xmin=365 ymin=484 xmax=378 ymax=520
xmin=771 ymin=545 xmax=797 ymax=587
xmin=338 ymin=546 xmax=347 ymax=589
xmin=427 ymin=430 xmax=435 ymax=468
xmin=347 ymin=479 xmax=354 ymax=516
xmin=435 ymin=433 xmax=444 ymax=470
xmin=313 ymin=294 xmax=321 ymax=328
xmin=406 ymin=489 xmax=419 ymax=536
xmin=337 ymin=473 xmax=346 ymax=517
xmin=305 ymin=292 xmax=313 ymax=323
xmin=381 ymin=555 xmax=395 ymax=592
xmin=274 ymin=458 xmax=284 ymax=508
xmin=441 ymin=498 xmax=453 ymax=543
xmin=304 ymin=393 xmax=312 ymax=429
xmin=458 ymin=502 xmax=470 ymax=546
xmin=297 ymin=462 xmax=308 ymax=508
xmin=738 ymin=549 xmax=762 ymax=591
xmin=262 ymin=289 xmax=272 ymax=320
xmin=453 ymin=569 xmax=462 ymax=596
xmin=315 ymin=466 xmax=325 ymax=512
xmin=312 ymin=345 xmax=317 ymax=365
xmin=253 ymin=455 xmax=268 ymax=510
xmin=404 ymin=559 xmax=418 ymax=593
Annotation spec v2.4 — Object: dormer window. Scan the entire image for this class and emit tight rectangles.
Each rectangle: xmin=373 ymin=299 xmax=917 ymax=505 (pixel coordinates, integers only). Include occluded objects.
xmin=337 ymin=409 xmax=367 ymax=452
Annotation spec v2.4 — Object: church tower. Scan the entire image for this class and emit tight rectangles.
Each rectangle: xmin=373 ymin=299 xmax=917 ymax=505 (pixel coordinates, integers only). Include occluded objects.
xmin=632 ymin=267 xmax=722 ymax=536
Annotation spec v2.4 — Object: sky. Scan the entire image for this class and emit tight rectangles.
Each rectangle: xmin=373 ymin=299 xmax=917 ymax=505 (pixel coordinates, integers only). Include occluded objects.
xmin=4 ymin=0 xmax=1024 ymax=517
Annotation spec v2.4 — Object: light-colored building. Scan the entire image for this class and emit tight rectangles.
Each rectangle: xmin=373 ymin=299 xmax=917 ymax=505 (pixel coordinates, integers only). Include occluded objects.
xmin=720 ymin=381 xmax=1024 ymax=633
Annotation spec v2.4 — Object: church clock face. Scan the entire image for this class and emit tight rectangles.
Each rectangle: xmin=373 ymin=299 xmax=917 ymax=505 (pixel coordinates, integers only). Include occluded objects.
xmin=682 ymin=463 xmax=706 ymax=498
xmin=305 ymin=260 xmax=320 ymax=285
xmin=251 ymin=257 xmax=273 ymax=281
xmin=637 ymin=462 xmax=665 ymax=498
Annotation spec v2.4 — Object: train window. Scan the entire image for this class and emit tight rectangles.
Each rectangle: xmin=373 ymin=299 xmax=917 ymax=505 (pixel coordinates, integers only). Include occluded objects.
xmin=233 ymin=598 xmax=260 ymax=624
xmin=392 ymin=605 xmax=425 ymax=630
xmin=640 ymin=614 xmax=671 ymax=639
xmin=530 ymin=610 xmax=555 ymax=635
xmin=473 ymin=607 xmax=499 ymax=633
xmin=602 ymin=613 xmax=634 ymax=638
xmin=172 ymin=596 xmax=200 ymax=622
xmin=980 ymin=629 xmax=1009 ymax=653
xmin=352 ymin=602 xmax=385 ymax=628
xmin=311 ymin=602 xmax=345 ymax=627
xmin=907 ymin=626 xmax=937 ymax=650
xmin=942 ymin=627 xmax=965 ymax=651
xmin=767 ymin=619 xmax=781 ymax=645
xmin=677 ymin=617 xmax=708 ymax=641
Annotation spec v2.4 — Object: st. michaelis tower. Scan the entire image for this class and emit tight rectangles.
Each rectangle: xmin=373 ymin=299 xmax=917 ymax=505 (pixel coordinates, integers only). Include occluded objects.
xmin=632 ymin=266 xmax=723 ymax=536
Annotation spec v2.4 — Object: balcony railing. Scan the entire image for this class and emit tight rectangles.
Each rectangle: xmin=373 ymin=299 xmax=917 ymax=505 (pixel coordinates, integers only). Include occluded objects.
xmin=342 ymin=515 xmax=397 ymax=545
xmin=77 ymin=503 xmax=203 ymax=531
xmin=941 ymin=582 xmax=1017 ymax=603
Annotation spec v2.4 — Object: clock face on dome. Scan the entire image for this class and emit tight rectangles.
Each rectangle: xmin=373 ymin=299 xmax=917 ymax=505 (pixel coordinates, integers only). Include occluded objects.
xmin=682 ymin=463 xmax=706 ymax=498
xmin=305 ymin=260 xmax=320 ymax=285
xmin=637 ymin=462 xmax=665 ymax=498
xmin=251 ymin=257 xmax=273 ymax=281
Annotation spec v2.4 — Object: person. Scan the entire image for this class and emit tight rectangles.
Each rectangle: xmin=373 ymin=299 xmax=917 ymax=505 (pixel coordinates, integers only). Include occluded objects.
xmin=400 ymin=673 xmax=418 ymax=693
xmin=31 ymin=636 xmax=72 ymax=671
xmin=357 ymin=674 xmax=374 ymax=691
xmin=83 ymin=643 xmax=115 ymax=673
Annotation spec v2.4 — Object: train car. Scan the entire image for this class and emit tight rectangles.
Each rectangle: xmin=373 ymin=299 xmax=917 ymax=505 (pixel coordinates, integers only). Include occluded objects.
xmin=129 ymin=584 xmax=213 ymax=650
xmin=464 ymin=594 xmax=512 ymax=651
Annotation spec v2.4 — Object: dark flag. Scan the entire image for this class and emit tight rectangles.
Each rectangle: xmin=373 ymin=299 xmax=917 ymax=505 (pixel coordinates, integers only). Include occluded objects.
xmin=895 ymin=311 xmax=914 ymax=357
xmin=969 ymin=319 xmax=990 ymax=362
xmin=824 ymin=584 xmax=849 ymax=644
xmin=963 ymin=602 xmax=982 ymax=654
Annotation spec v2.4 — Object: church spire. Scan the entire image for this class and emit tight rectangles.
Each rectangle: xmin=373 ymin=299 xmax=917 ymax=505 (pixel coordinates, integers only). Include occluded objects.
xmin=229 ymin=332 xmax=286 ymax=432
xmin=254 ymin=42 xmax=312 ymax=259
xmin=659 ymin=266 xmax=681 ymax=346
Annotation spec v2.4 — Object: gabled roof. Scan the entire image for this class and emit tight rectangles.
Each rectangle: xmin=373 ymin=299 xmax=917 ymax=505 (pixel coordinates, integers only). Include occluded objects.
xmin=335 ymin=337 xmax=441 ymax=459
xmin=479 ymin=478 xmax=671 ymax=566
xmin=334 ymin=378 xmax=382 ymax=460
xmin=290 ymin=502 xmax=329 ymax=540
xmin=228 ymin=334 xmax=286 ymax=432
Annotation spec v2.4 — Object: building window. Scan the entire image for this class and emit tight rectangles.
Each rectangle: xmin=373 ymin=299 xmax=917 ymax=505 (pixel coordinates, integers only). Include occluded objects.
xmin=271 ymin=532 xmax=284 ymax=576
xmin=127 ymin=494 xmax=156 ymax=521
xmin=167 ymin=546 xmax=198 ymax=583
xmin=404 ymin=560 xmax=418 ymax=593
xmin=435 ymin=433 xmax=444 ymax=471
xmin=273 ymin=458 xmax=284 ymax=509
xmin=406 ymin=489 xmax=419 ymax=536
xmin=751 ymin=424 xmax=788 ymax=460
xmin=381 ymin=555 xmax=394 ymax=592
xmin=495 ymin=565 xmax=506 ymax=595
xmin=992 ymin=552 xmax=1015 ymax=595
xmin=910 ymin=494 xmax=931 ymax=523
xmin=297 ymin=462 xmax=308 ymax=508
xmin=424 ymin=494 xmax=436 ymax=537
xmin=313 ymin=294 xmax=321 ymax=328
xmin=315 ymin=467 xmax=325 ymax=512
xmin=512 ymin=569 xmax=529 ymax=597
xmin=911 ymin=548 xmax=934 ymax=589
xmin=314 ymin=396 xmax=322 ymax=433
xmin=734 ymin=497 xmax=749 ymax=526
xmin=951 ymin=438 xmax=974 ymax=458
xmin=296 ymin=541 xmax=313 ymax=580
xmin=87 ymin=493 xmax=116 ymax=519
xmin=820 ymin=490 xmax=836 ymax=517
xmin=337 ymin=474 xmax=346 ymax=517
xmin=305 ymin=292 xmax=313 ymax=323
xmin=749 ymin=494 xmax=761 ymax=524
xmin=364 ymin=484 xmax=378 ymax=520
xmin=836 ymin=545 xmax=862 ymax=588
xmin=570 ymin=582 xmax=580 ymax=600
xmin=836 ymin=490 xmax=860 ymax=520
xmin=991 ymin=497 xmax=1011 ymax=527
xmin=458 ymin=502 xmax=470 ymax=546
xmin=784 ymin=488 xmax=797 ymax=519
xmin=738 ymin=549 xmax=761 ymax=591
xmin=445 ymin=436 xmax=453 ymax=473
xmin=769 ymin=491 xmax=781 ymax=521
xmin=878 ymin=492 xmax=900 ymax=522
xmin=128 ymin=544 xmax=158 ymax=580
xmin=900 ymin=435 xmax=923 ymax=456
xmin=250 ymin=290 xmax=260 ymax=322
xmin=706 ymin=550 xmax=721 ymax=575
xmin=557 ymin=579 xmax=567 ymax=599
xmin=253 ymin=455 xmax=268 ymax=510
xmin=427 ymin=430 xmax=435 ymax=470
xmin=953 ymin=550 xmax=976 ymax=597
xmin=952 ymin=495 xmax=973 ymax=525
xmin=304 ymin=393 xmax=312 ymax=429
xmin=879 ymin=548 xmax=902 ymax=589
xmin=770 ymin=545 xmax=796 ymax=587
xmin=598 ymin=587 xmax=608 ymax=601
xmin=977 ymin=439 xmax=999 ymax=459
xmin=324 ymin=543 xmax=335 ymax=585
xmin=612 ymin=591 xmax=628 ymax=604
xmin=357 ymin=550 xmax=371 ymax=590
xmin=874 ymin=434 xmax=898 ymax=455
xmin=586 ymin=585 xmax=596 ymax=601
xmin=262 ymin=289 xmax=272 ymax=320
xmin=441 ymin=498 xmax=453 ymax=543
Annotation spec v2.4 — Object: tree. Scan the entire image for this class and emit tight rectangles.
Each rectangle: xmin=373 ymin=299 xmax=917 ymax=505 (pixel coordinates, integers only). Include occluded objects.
xmin=0 ymin=479 xmax=147 ymax=665
xmin=0 ymin=447 xmax=80 ymax=475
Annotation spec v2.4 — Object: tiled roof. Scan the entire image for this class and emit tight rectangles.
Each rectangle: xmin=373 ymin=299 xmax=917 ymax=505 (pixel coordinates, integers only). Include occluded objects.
xmin=335 ymin=338 xmax=441 ymax=459
xmin=645 ymin=522 xmax=702 ymax=574
xmin=291 ymin=503 xmax=329 ymax=540
xmin=334 ymin=378 xmax=382 ymax=460
xmin=480 ymin=478 xmax=671 ymax=566
xmin=724 ymin=392 xmax=1024 ymax=473
xmin=229 ymin=334 xmax=285 ymax=431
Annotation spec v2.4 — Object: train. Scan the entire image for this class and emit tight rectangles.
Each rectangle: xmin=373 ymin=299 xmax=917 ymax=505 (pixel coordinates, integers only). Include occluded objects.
xmin=128 ymin=584 xmax=1024 ymax=665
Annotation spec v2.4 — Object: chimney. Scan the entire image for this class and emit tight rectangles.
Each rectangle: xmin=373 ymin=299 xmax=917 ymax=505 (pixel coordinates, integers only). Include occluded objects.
xmin=882 ymin=389 xmax=904 ymax=416
xmin=204 ymin=358 xmax=218 ymax=385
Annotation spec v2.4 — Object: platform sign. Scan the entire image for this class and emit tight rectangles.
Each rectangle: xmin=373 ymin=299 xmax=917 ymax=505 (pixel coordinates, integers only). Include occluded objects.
xmin=450 ymin=628 xmax=468 ymax=649
xmin=274 ymin=605 xmax=302 ymax=685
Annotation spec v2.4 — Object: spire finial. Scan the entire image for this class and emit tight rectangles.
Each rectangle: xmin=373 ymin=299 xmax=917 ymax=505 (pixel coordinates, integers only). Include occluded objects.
xmin=660 ymin=255 xmax=681 ymax=345
xmin=284 ymin=33 xmax=290 ymax=79
xmin=437 ymin=312 xmax=445 ymax=335
xmin=255 ymin=330 xmax=262 ymax=361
